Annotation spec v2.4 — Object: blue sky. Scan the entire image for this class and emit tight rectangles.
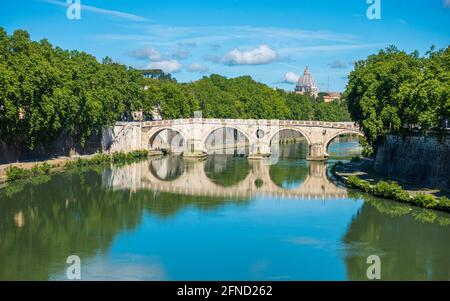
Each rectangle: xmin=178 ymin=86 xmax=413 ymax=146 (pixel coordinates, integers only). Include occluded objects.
xmin=1 ymin=0 xmax=449 ymax=92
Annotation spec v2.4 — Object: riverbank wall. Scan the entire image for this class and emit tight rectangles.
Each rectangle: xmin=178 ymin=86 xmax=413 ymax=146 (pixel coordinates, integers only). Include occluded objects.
xmin=0 ymin=132 xmax=103 ymax=164
xmin=373 ymin=134 xmax=450 ymax=191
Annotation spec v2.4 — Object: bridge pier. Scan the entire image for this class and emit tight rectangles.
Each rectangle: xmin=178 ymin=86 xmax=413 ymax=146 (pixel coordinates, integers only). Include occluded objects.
xmin=307 ymin=143 xmax=328 ymax=161
xmin=183 ymin=138 xmax=207 ymax=158
xmin=248 ymin=141 xmax=272 ymax=159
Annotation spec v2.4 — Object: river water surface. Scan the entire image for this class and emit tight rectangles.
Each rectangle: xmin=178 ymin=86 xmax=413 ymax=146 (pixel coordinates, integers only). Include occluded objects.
xmin=1 ymin=139 xmax=449 ymax=280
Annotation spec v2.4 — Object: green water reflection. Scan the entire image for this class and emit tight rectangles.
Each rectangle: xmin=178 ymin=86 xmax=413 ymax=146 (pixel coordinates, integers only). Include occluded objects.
xmin=0 ymin=139 xmax=449 ymax=280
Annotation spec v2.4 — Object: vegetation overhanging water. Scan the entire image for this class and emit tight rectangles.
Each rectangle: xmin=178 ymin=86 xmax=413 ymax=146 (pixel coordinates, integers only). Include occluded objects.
xmin=1 ymin=140 xmax=450 ymax=281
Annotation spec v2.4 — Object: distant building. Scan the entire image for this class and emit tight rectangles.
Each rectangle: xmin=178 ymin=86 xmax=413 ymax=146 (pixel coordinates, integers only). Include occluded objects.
xmin=18 ymin=107 xmax=26 ymax=120
xmin=322 ymin=92 xmax=341 ymax=103
xmin=295 ymin=67 xmax=319 ymax=98
xmin=140 ymin=69 xmax=165 ymax=79
xmin=140 ymin=69 xmax=173 ymax=81
xmin=131 ymin=111 xmax=144 ymax=121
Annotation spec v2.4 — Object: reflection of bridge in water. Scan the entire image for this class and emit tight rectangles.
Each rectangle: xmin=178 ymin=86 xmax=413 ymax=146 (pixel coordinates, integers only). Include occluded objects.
xmin=103 ymin=156 xmax=348 ymax=199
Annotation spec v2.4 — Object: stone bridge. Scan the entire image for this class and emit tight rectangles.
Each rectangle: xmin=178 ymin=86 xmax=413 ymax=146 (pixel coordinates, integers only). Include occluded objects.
xmin=103 ymin=157 xmax=348 ymax=199
xmin=103 ymin=118 xmax=362 ymax=160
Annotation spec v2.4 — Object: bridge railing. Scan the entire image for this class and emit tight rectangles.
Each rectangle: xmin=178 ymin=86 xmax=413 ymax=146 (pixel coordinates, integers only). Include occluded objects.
xmin=135 ymin=118 xmax=359 ymax=130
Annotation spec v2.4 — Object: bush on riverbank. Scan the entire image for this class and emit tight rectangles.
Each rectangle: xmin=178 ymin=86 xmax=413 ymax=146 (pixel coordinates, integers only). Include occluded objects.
xmin=350 ymin=156 xmax=362 ymax=162
xmin=4 ymin=151 xmax=149 ymax=183
xmin=64 ymin=150 xmax=149 ymax=169
xmin=6 ymin=162 xmax=52 ymax=182
xmin=346 ymin=175 xmax=450 ymax=213
xmin=348 ymin=190 xmax=450 ymax=226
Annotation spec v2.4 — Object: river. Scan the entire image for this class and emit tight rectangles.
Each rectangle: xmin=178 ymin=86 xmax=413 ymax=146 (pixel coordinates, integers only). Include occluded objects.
xmin=0 ymin=139 xmax=449 ymax=280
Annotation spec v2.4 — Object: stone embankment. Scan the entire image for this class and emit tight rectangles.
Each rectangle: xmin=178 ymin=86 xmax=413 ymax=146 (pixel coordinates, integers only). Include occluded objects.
xmin=373 ymin=134 xmax=450 ymax=191
xmin=334 ymin=158 xmax=447 ymax=198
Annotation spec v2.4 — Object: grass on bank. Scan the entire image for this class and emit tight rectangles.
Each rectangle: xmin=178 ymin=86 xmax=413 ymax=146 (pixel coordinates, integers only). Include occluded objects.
xmin=5 ymin=150 xmax=149 ymax=183
xmin=345 ymin=175 xmax=450 ymax=213
xmin=5 ymin=162 xmax=53 ymax=182
xmin=64 ymin=150 xmax=149 ymax=169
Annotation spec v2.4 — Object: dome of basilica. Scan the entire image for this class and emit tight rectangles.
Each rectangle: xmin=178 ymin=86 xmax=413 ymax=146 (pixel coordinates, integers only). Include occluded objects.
xmin=295 ymin=67 xmax=319 ymax=98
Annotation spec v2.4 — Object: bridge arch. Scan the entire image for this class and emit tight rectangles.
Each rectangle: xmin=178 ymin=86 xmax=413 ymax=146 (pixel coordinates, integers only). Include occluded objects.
xmin=147 ymin=127 xmax=188 ymax=152
xmin=268 ymin=127 xmax=312 ymax=146
xmin=324 ymin=130 xmax=364 ymax=157
xmin=202 ymin=125 xmax=253 ymax=155
xmin=324 ymin=130 xmax=364 ymax=149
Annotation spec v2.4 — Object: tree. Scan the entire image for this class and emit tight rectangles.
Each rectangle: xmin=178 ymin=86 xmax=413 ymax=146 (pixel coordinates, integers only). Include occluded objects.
xmin=0 ymin=27 xmax=355 ymax=153
xmin=143 ymin=74 xmax=351 ymax=122
xmin=344 ymin=46 xmax=450 ymax=146
xmin=0 ymin=28 xmax=144 ymax=151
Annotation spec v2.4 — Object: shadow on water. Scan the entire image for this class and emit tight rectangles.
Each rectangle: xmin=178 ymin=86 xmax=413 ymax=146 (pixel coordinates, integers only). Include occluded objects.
xmin=343 ymin=190 xmax=450 ymax=280
xmin=0 ymin=138 xmax=449 ymax=280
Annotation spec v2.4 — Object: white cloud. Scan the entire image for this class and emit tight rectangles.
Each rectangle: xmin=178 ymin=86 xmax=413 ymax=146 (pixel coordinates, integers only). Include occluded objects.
xmin=221 ymin=45 xmax=279 ymax=65
xmin=187 ymin=63 xmax=209 ymax=73
xmin=43 ymin=0 xmax=148 ymax=21
xmin=283 ymin=72 xmax=300 ymax=84
xmin=128 ymin=47 xmax=161 ymax=61
xmin=148 ymin=60 xmax=182 ymax=73
xmin=443 ymin=0 xmax=450 ymax=8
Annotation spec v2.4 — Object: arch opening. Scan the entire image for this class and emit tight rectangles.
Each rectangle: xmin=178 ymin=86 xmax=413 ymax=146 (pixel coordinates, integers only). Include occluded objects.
xmin=149 ymin=128 xmax=186 ymax=154
xmin=269 ymin=128 xmax=310 ymax=159
xmin=204 ymin=127 xmax=250 ymax=156
xmin=326 ymin=132 xmax=364 ymax=160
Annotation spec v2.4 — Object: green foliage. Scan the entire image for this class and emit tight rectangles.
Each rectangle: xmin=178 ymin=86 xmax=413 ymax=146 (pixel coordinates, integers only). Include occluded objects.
xmin=359 ymin=136 xmax=374 ymax=158
xmin=413 ymin=194 xmax=438 ymax=209
xmin=361 ymin=147 xmax=374 ymax=158
xmin=5 ymin=166 xmax=30 ymax=182
xmin=350 ymin=156 xmax=362 ymax=162
xmin=6 ymin=162 xmax=54 ymax=182
xmin=344 ymin=46 xmax=450 ymax=146
xmin=313 ymin=99 xmax=352 ymax=122
xmin=40 ymin=162 xmax=52 ymax=174
xmin=437 ymin=197 xmax=450 ymax=211
xmin=64 ymin=150 xmax=149 ymax=169
xmin=346 ymin=176 xmax=372 ymax=192
xmin=0 ymin=27 xmax=353 ymax=152
xmin=348 ymin=189 xmax=450 ymax=227
xmin=142 ymin=74 xmax=352 ymax=121
xmin=0 ymin=28 xmax=144 ymax=151
xmin=372 ymin=181 xmax=410 ymax=202
xmin=345 ymin=175 xmax=450 ymax=212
